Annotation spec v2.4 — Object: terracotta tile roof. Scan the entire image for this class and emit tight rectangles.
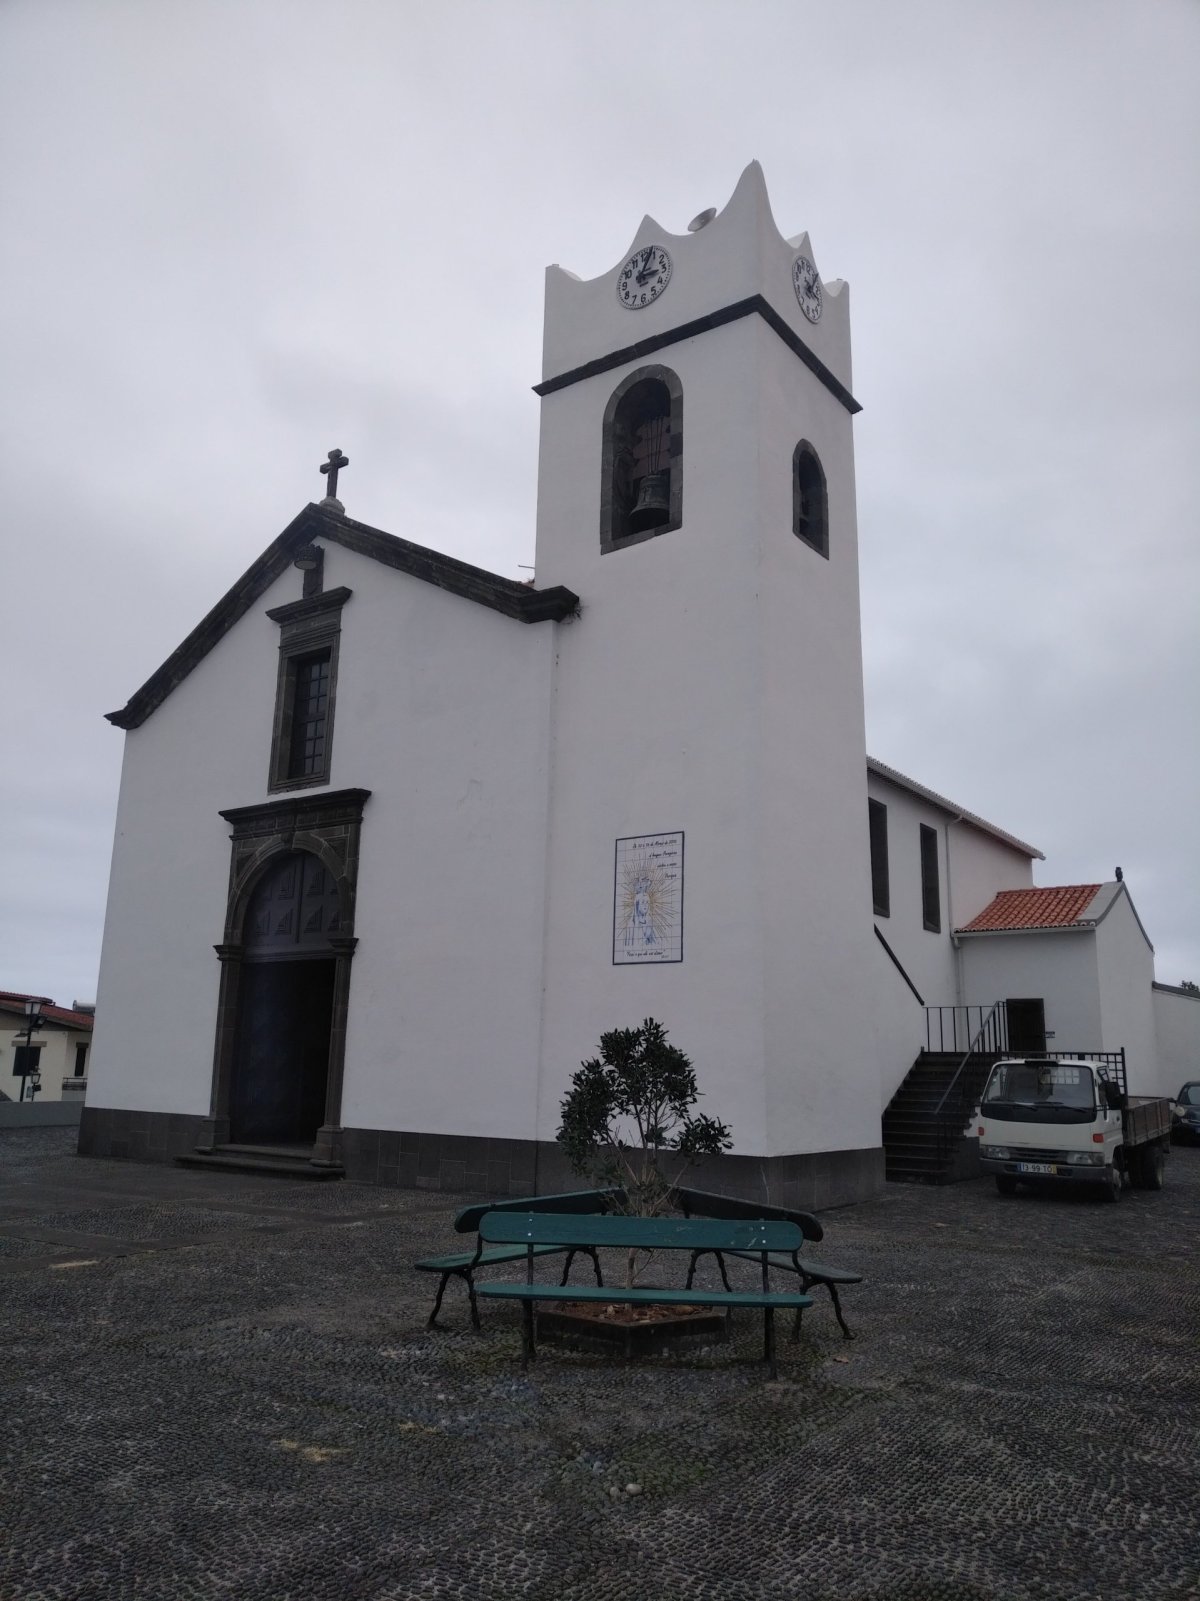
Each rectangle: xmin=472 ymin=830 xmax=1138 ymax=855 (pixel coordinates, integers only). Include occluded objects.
xmin=0 ymin=991 xmax=95 ymax=1031
xmin=958 ymin=885 xmax=1103 ymax=934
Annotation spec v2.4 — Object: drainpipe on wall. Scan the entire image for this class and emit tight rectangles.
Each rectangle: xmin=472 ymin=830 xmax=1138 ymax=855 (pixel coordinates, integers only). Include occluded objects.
xmin=945 ymin=815 xmax=965 ymax=1008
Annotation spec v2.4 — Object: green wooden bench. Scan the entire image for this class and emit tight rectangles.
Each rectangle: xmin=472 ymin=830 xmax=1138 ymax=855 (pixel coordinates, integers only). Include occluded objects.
xmin=675 ymin=1186 xmax=863 ymax=1341
xmin=476 ymin=1211 xmax=813 ymax=1378
xmin=414 ymin=1188 xmax=621 ymax=1329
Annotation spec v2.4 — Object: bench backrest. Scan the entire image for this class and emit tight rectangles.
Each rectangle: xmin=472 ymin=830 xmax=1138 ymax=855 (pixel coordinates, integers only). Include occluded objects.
xmin=479 ymin=1210 xmax=803 ymax=1255
xmin=674 ymin=1186 xmax=823 ymax=1243
xmin=453 ymin=1188 xmax=623 ymax=1235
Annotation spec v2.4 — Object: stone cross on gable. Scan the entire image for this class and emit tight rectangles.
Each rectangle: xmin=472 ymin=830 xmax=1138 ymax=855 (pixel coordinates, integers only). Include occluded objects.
xmin=320 ymin=448 xmax=349 ymax=504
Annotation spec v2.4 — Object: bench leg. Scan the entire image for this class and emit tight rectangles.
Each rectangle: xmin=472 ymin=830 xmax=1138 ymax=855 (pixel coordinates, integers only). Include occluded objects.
xmin=685 ymin=1250 xmax=700 ymax=1290
xmin=764 ymin=1307 xmax=777 ymax=1380
xmin=521 ymin=1301 xmax=536 ymax=1369
xmin=427 ymin=1271 xmax=453 ymax=1329
xmin=466 ymin=1272 xmax=482 ymax=1332
xmin=826 ymin=1283 xmax=855 ymax=1341
xmin=714 ymin=1252 xmax=732 ymax=1294
xmin=586 ymin=1246 xmax=603 ymax=1287
xmin=559 ymin=1249 xmax=576 ymax=1287
xmin=791 ymin=1304 xmax=804 ymax=1344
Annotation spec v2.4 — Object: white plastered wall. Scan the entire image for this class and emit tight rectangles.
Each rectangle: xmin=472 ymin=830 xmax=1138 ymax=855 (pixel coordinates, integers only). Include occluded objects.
xmin=89 ymin=539 xmax=556 ymax=1135
xmin=532 ymin=328 xmax=770 ymax=1153
xmin=325 ymin=543 xmax=555 ymax=1139
xmin=1153 ymin=986 xmax=1200 ymax=1097
xmin=958 ymin=931 xmax=1102 ymax=1054
xmin=1093 ymin=891 xmax=1158 ymax=1094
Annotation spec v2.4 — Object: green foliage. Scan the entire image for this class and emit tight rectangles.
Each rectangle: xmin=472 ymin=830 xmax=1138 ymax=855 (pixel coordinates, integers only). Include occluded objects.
xmin=557 ymin=1018 xmax=733 ymax=1221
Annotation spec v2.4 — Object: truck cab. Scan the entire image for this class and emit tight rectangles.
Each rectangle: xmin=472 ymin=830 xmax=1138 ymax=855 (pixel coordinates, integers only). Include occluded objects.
xmin=976 ymin=1056 xmax=1169 ymax=1201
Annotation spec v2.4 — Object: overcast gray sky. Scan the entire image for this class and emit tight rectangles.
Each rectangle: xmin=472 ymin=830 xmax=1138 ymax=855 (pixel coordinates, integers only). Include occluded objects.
xmin=3 ymin=0 xmax=1197 ymax=1009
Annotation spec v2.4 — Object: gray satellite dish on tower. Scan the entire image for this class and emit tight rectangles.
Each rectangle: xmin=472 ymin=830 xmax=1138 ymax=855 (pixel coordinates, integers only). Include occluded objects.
xmin=688 ymin=207 xmax=717 ymax=233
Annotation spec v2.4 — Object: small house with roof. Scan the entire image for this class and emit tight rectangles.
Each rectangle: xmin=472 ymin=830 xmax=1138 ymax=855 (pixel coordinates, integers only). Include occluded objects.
xmin=1 ymin=991 xmax=94 ymax=1108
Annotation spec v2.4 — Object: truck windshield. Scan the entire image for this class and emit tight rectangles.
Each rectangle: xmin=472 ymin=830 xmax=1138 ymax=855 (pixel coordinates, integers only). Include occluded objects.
xmin=981 ymin=1061 xmax=1097 ymax=1123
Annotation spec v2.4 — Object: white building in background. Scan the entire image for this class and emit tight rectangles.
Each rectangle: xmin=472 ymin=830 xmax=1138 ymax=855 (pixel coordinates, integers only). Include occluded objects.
xmin=81 ymin=166 xmax=1196 ymax=1203
xmin=1 ymin=991 xmax=94 ymax=1106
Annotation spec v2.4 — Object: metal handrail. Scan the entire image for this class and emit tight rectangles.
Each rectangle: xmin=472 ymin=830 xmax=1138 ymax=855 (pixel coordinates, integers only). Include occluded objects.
xmin=932 ymin=1001 xmax=1006 ymax=1121
xmin=925 ymin=1004 xmax=1008 ymax=1055
xmin=929 ymin=1002 xmax=1008 ymax=1176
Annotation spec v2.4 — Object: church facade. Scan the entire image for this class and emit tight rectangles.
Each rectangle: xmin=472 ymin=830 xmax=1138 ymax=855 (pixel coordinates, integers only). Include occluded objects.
xmin=80 ymin=166 xmax=1194 ymax=1204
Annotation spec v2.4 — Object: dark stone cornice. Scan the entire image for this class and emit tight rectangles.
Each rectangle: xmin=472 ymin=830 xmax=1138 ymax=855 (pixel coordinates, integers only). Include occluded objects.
xmin=533 ymin=293 xmax=862 ymax=415
xmin=219 ymin=787 xmax=372 ymax=834
xmin=106 ymin=504 xmax=579 ymax=731
xmin=265 ymin=586 xmax=353 ymax=625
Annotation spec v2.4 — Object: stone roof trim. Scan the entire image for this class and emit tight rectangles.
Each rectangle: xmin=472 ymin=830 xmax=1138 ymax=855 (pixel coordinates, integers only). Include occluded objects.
xmin=106 ymin=504 xmax=581 ymax=731
xmin=866 ymin=756 xmax=1044 ymax=860
xmin=957 ymin=884 xmax=1102 ymax=934
xmin=533 ymin=293 xmax=862 ymax=416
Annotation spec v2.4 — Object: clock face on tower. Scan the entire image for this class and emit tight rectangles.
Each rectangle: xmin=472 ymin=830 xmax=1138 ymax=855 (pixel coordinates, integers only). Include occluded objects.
xmin=792 ymin=255 xmax=823 ymax=324
xmin=617 ymin=244 xmax=672 ymax=309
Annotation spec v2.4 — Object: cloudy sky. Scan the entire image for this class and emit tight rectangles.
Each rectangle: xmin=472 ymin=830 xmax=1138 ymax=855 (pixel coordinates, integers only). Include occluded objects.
xmin=3 ymin=0 xmax=1197 ymax=1008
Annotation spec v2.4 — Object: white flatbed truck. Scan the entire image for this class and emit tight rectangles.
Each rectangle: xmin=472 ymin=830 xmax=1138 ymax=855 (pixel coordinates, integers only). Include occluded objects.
xmin=976 ymin=1054 xmax=1171 ymax=1201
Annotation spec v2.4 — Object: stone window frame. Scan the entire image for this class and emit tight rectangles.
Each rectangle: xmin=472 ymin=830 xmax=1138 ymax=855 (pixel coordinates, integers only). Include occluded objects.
xmin=199 ymin=786 xmax=370 ymax=1171
xmin=600 ymin=364 xmax=684 ymax=555
xmin=266 ymin=587 xmax=352 ymax=793
xmin=792 ymin=440 xmax=829 ymax=559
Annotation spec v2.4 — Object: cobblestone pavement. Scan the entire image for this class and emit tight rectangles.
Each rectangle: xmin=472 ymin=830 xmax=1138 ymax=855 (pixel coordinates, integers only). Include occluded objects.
xmin=2 ymin=1128 xmax=1198 ymax=1601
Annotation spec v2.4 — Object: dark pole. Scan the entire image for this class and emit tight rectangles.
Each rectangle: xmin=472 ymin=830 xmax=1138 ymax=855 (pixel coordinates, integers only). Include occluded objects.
xmin=19 ymin=1003 xmax=42 ymax=1104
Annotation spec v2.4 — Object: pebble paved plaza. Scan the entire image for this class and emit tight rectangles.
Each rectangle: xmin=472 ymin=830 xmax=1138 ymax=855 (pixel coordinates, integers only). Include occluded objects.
xmin=2 ymin=1127 xmax=1197 ymax=1601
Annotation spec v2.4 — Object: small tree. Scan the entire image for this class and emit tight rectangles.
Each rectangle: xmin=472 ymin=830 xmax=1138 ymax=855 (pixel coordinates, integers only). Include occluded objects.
xmin=557 ymin=1018 xmax=733 ymax=1286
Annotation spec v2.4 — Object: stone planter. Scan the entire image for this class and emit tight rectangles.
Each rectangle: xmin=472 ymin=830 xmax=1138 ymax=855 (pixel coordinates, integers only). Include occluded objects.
xmin=535 ymin=1298 xmax=727 ymax=1359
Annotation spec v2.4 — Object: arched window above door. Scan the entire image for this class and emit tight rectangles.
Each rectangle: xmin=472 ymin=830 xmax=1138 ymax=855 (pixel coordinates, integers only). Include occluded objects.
xmin=793 ymin=441 xmax=829 ymax=559
xmin=600 ymin=365 xmax=683 ymax=553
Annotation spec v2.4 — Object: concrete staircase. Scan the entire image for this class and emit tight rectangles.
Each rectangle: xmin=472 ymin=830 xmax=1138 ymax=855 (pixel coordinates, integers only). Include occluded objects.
xmin=882 ymin=1050 xmax=1001 ymax=1185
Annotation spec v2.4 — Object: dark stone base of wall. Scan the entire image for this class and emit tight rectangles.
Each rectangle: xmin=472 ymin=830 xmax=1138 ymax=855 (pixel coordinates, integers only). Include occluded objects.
xmin=340 ymin=1126 xmax=885 ymax=1211
xmin=77 ymin=1107 xmax=886 ymax=1211
xmin=78 ymin=1106 xmax=208 ymax=1163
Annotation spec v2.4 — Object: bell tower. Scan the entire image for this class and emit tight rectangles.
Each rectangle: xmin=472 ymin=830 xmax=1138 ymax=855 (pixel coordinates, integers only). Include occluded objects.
xmin=533 ymin=163 xmax=883 ymax=1200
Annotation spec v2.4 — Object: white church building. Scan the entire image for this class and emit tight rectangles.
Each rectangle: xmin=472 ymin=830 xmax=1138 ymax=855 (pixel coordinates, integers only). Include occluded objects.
xmin=81 ymin=165 xmax=1196 ymax=1205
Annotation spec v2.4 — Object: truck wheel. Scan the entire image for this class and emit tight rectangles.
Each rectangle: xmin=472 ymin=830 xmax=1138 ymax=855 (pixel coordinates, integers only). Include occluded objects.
xmin=1142 ymin=1147 xmax=1165 ymax=1192
xmin=1099 ymin=1162 xmax=1122 ymax=1202
xmin=995 ymin=1175 xmax=1017 ymax=1196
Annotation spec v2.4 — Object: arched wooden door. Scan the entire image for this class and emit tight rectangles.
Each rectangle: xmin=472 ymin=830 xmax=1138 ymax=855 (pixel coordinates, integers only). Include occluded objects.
xmin=229 ymin=851 xmax=341 ymax=1146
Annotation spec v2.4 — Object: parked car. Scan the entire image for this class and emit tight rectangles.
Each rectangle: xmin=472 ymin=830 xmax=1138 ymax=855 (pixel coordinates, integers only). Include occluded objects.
xmin=1172 ymin=1082 xmax=1200 ymax=1145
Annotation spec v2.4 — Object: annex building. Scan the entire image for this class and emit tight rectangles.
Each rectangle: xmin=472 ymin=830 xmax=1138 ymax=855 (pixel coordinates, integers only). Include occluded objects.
xmin=81 ymin=166 xmax=1197 ymax=1205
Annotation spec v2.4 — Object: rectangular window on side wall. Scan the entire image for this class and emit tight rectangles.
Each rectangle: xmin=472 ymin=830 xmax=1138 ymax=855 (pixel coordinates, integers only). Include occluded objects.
xmin=74 ymin=1042 xmax=89 ymax=1078
xmin=868 ymin=798 xmax=890 ymax=917
xmin=920 ymin=824 xmax=941 ymax=933
xmin=14 ymin=1044 xmax=42 ymax=1076
xmin=266 ymin=586 xmax=351 ymax=793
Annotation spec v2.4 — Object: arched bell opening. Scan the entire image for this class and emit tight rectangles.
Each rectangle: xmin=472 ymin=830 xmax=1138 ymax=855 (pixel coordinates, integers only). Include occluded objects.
xmin=228 ymin=849 xmax=342 ymax=1147
xmin=793 ymin=440 xmax=829 ymax=559
xmin=600 ymin=365 xmax=683 ymax=553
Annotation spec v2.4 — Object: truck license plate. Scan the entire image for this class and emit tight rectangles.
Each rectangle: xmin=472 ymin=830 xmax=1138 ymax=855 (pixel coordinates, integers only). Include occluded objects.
xmin=1017 ymin=1162 xmax=1058 ymax=1175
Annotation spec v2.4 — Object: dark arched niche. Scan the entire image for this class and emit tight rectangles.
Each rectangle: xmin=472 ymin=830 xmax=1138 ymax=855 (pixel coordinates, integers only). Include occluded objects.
xmin=793 ymin=441 xmax=829 ymax=559
xmin=600 ymin=365 xmax=683 ymax=553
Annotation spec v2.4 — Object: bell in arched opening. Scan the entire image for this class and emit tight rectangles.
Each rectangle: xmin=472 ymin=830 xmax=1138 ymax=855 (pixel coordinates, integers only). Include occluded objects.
xmin=627 ymin=406 xmax=671 ymax=534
